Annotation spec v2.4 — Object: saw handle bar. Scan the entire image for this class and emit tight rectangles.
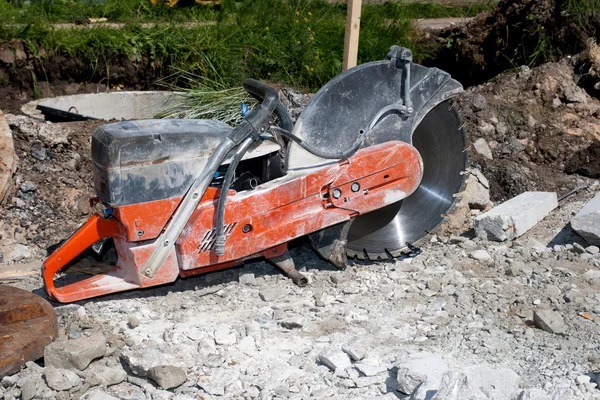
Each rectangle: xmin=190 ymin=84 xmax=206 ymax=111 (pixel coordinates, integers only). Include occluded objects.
xmin=141 ymin=79 xmax=281 ymax=277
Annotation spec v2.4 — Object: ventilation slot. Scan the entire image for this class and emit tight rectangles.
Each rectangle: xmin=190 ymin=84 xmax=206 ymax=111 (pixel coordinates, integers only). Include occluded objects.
xmin=197 ymin=223 xmax=237 ymax=253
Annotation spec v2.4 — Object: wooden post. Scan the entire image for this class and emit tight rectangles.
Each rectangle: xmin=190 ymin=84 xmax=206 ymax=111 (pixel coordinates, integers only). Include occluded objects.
xmin=343 ymin=0 xmax=362 ymax=71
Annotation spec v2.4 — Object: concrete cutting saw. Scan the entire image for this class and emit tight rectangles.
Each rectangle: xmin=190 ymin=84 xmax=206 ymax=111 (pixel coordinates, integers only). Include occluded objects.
xmin=42 ymin=46 xmax=467 ymax=302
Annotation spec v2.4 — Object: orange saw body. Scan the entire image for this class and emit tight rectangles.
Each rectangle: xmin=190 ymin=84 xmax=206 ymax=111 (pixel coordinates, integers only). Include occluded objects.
xmin=42 ymin=46 xmax=467 ymax=303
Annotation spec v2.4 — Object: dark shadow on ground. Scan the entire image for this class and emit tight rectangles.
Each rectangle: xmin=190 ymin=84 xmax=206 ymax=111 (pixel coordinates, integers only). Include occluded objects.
xmin=32 ymin=239 xmax=340 ymax=307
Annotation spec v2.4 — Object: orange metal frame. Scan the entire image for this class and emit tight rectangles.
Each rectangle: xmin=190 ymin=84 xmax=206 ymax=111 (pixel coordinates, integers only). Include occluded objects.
xmin=43 ymin=141 xmax=423 ymax=302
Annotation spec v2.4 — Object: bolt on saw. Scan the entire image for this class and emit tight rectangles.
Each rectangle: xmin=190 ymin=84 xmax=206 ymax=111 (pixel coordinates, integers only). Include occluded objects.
xmin=43 ymin=46 xmax=468 ymax=302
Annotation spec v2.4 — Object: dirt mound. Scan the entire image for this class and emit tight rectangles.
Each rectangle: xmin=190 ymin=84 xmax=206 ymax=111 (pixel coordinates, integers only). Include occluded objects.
xmin=432 ymin=0 xmax=600 ymax=87
xmin=0 ymin=117 xmax=105 ymax=262
xmin=460 ymin=60 xmax=600 ymax=201
xmin=0 ymin=40 xmax=163 ymax=114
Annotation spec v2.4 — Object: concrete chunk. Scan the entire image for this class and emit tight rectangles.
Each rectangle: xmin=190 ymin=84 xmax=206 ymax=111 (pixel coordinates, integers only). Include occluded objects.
xmin=44 ymin=331 xmax=106 ymax=371
xmin=474 ymin=192 xmax=558 ymax=241
xmin=571 ymin=191 xmax=600 ymax=246
xmin=148 ymin=365 xmax=187 ymax=389
xmin=318 ymin=349 xmax=352 ymax=372
xmin=533 ymin=310 xmax=565 ymax=335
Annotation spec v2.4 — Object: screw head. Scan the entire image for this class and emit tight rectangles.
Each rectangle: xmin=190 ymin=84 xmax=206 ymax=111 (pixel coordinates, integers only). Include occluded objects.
xmin=332 ymin=188 xmax=343 ymax=199
xmin=351 ymin=182 xmax=360 ymax=192
xmin=137 ymin=229 xmax=144 ymax=237
xmin=164 ymin=240 xmax=170 ymax=246
xmin=242 ymin=224 xmax=252 ymax=233
xmin=145 ymin=269 xmax=151 ymax=276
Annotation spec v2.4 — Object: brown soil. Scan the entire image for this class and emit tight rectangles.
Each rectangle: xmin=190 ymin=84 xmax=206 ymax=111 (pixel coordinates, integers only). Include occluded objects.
xmin=565 ymin=141 xmax=600 ymax=179
xmin=0 ymin=42 xmax=166 ymax=114
xmin=460 ymin=60 xmax=600 ymax=202
xmin=431 ymin=0 xmax=600 ymax=87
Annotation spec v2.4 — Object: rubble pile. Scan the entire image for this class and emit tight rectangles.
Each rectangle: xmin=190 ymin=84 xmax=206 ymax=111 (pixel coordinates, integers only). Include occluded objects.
xmin=0 ymin=117 xmax=104 ymax=263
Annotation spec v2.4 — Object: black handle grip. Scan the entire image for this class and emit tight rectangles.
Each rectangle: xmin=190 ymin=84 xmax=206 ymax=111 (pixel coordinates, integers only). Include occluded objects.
xmin=228 ymin=79 xmax=281 ymax=145
xmin=243 ymin=78 xmax=279 ymax=116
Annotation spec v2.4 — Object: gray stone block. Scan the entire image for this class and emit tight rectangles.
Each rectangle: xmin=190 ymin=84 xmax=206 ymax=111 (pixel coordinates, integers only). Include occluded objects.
xmin=475 ymin=192 xmax=558 ymax=241
xmin=571 ymin=191 xmax=600 ymax=246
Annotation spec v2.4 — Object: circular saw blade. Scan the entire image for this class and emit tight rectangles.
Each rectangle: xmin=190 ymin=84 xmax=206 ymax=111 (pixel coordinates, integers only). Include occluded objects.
xmin=346 ymin=100 xmax=467 ymax=260
xmin=286 ymin=57 xmax=467 ymax=260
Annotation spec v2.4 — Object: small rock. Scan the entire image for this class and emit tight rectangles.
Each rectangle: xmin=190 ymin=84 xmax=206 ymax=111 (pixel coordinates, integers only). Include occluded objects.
xmin=319 ymin=349 xmax=352 ymax=372
xmin=355 ymin=364 xmax=388 ymax=377
xmin=342 ymin=342 xmax=367 ymax=361
xmin=44 ymin=331 xmax=106 ymax=370
xmin=20 ymin=378 xmax=36 ymax=400
xmin=472 ymin=94 xmax=487 ymax=111
xmin=396 ymin=367 xmax=426 ymax=395
xmin=571 ymin=191 xmax=600 ymax=246
xmin=147 ymin=365 xmax=187 ymax=390
xmin=280 ymin=320 xmax=303 ymax=330
xmin=586 ymin=246 xmax=600 ymax=255
xmin=1 ymin=375 xmax=16 ymax=388
xmin=81 ymin=388 xmax=119 ymax=400
xmin=464 ymin=365 xmax=520 ymax=400
xmin=427 ymin=297 xmax=447 ymax=313
xmin=20 ymin=181 xmax=37 ymax=193
xmin=473 ymin=138 xmax=493 ymax=160
xmin=30 ymin=141 xmax=47 ymax=161
xmin=214 ymin=327 xmax=237 ymax=345
xmin=239 ymin=272 xmax=256 ymax=285
xmin=396 ymin=353 xmax=449 ymax=396
xmin=44 ymin=366 xmax=82 ymax=391
xmin=552 ymin=97 xmax=562 ymax=108
xmin=85 ymin=363 xmax=127 ymax=387
xmin=576 ymin=375 xmax=591 ymax=385
xmin=533 ymin=309 xmax=565 ymax=335
xmin=572 ymin=243 xmax=587 ymax=254
xmin=343 ymin=285 xmax=360 ymax=294
xmin=10 ymin=244 xmax=30 ymax=261
xmin=259 ymin=288 xmax=287 ymax=302
xmin=128 ymin=317 xmax=140 ymax=329
xmin=470 ymin=250 xmax=491 ymax=261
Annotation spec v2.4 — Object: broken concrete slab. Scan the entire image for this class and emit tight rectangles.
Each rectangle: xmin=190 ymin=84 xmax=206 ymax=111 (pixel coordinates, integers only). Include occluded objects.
xmin=396 ymin=353 xmax=449 ymax=397
xmin=22 ymin=91 xmax=182 ymax=121
xmin=318 ymin=349 xmax=352 ymax=372
xmin=396 ymin=367 xmax=426 ymax=395
xmin=431 ymin=371 xmax=488 ymax=400
xmin=571 ymin=191 xmax=600 ymax=246
xmin=474 ymin=192 xmax=558 ymax=241
xmin=464 ymin=365 xmax=520 ymax=400
xmin=44 ymin=331 xmax=106 ymax=371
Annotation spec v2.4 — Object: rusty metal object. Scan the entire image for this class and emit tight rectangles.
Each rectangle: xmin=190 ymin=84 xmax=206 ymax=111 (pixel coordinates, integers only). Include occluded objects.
xmin=0 ymin=285 xmax=58 ymax=378
xmin=269 ymin=251 xmax=308 ymax=287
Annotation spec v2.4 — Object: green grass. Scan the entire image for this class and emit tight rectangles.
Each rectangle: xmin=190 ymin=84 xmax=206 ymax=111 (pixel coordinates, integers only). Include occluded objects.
xmin=0 ymin=0 xmax=496 ymax=90
xmin=1 ymin=0 xmax=492 ymax=24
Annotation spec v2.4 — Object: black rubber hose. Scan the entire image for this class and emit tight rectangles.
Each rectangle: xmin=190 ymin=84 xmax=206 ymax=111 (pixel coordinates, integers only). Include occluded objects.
xmin=214 ymin=137 xmax=255 ymax=256
xmin=270 ymin=126 xmax=364 ymax=160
